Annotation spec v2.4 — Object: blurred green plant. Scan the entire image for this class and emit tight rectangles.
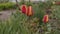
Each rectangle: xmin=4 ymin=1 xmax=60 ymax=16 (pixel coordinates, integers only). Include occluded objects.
xmin=0 ymin=1 xmax=60 ymax=34
xmin=0 ymin=2 xmax=45 ymax=34
xmin=0 ymin=2 xmax=16 ymax=10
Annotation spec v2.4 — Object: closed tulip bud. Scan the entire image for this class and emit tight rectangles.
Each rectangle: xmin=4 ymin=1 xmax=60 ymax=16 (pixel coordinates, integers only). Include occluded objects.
xmin=42 ymin=14 xmax=49 ymax=23
xmin=21 ymin=4 xmax=27 ymax=14
xmin=26 ymin=6 xmax=33 ymax=16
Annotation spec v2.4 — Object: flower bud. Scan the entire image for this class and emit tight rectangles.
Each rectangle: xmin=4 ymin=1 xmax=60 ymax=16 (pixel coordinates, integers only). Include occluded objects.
xmin=42 ymin=14 xmax=49 ymax=23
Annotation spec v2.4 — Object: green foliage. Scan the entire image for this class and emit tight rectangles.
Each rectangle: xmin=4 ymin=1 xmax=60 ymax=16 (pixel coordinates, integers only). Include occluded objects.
xmin=0 ymin=2 xmax=16 ymax=10
xmin=0 ymin=11 xmax=29 ymax=34
xmin=0 ymin=2 xmax=45 ymax=34
xmin=1 ymin=1 xmax=60 ymax=34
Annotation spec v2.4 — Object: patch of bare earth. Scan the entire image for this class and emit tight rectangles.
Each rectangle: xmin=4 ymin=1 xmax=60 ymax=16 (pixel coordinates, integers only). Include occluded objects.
xmin=0 ymin=10 xmax=16 ymax=20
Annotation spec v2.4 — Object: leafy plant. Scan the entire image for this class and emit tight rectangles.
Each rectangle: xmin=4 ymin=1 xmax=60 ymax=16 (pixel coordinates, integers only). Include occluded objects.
xmin=0 ymin=2 xmax=16 ymax=10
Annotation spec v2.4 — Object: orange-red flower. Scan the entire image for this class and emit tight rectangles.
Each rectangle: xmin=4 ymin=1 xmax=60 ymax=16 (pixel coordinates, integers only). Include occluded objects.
xmin=42 ymin=14 xmax=49 ymax=23
xmin=26 ymin=6 xmax=33 ymax=16
xmin=21 ymin=4 xmax=27 ymax=14
xmin=21 ymin=5 xmax=33 ymax=16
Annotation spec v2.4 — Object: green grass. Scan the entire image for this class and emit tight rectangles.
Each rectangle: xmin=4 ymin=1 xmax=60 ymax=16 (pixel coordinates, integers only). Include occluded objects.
xmin=0 ymin=3 xmax=45 ymax=34
xmin=0 ymin=1 xmax=60 ymax=34
xmin=0 ymin=2 xmax=16 ymax=10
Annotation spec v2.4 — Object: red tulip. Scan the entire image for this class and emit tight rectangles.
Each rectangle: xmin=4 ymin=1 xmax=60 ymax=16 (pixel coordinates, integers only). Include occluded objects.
xmin=26 ymin=6 xmax=33 ymax=16
xmin=42 ymin=14 xmax=49 ymax=23
xmin=21 ymin=4 xmax=27 ymax=14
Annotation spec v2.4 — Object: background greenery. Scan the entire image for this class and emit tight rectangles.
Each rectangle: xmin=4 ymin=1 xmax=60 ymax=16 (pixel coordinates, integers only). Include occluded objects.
xmin=0 ymin=2 xmax=16 ymax=10
xmin=0 ymin=0 xmax=60 ymax=34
